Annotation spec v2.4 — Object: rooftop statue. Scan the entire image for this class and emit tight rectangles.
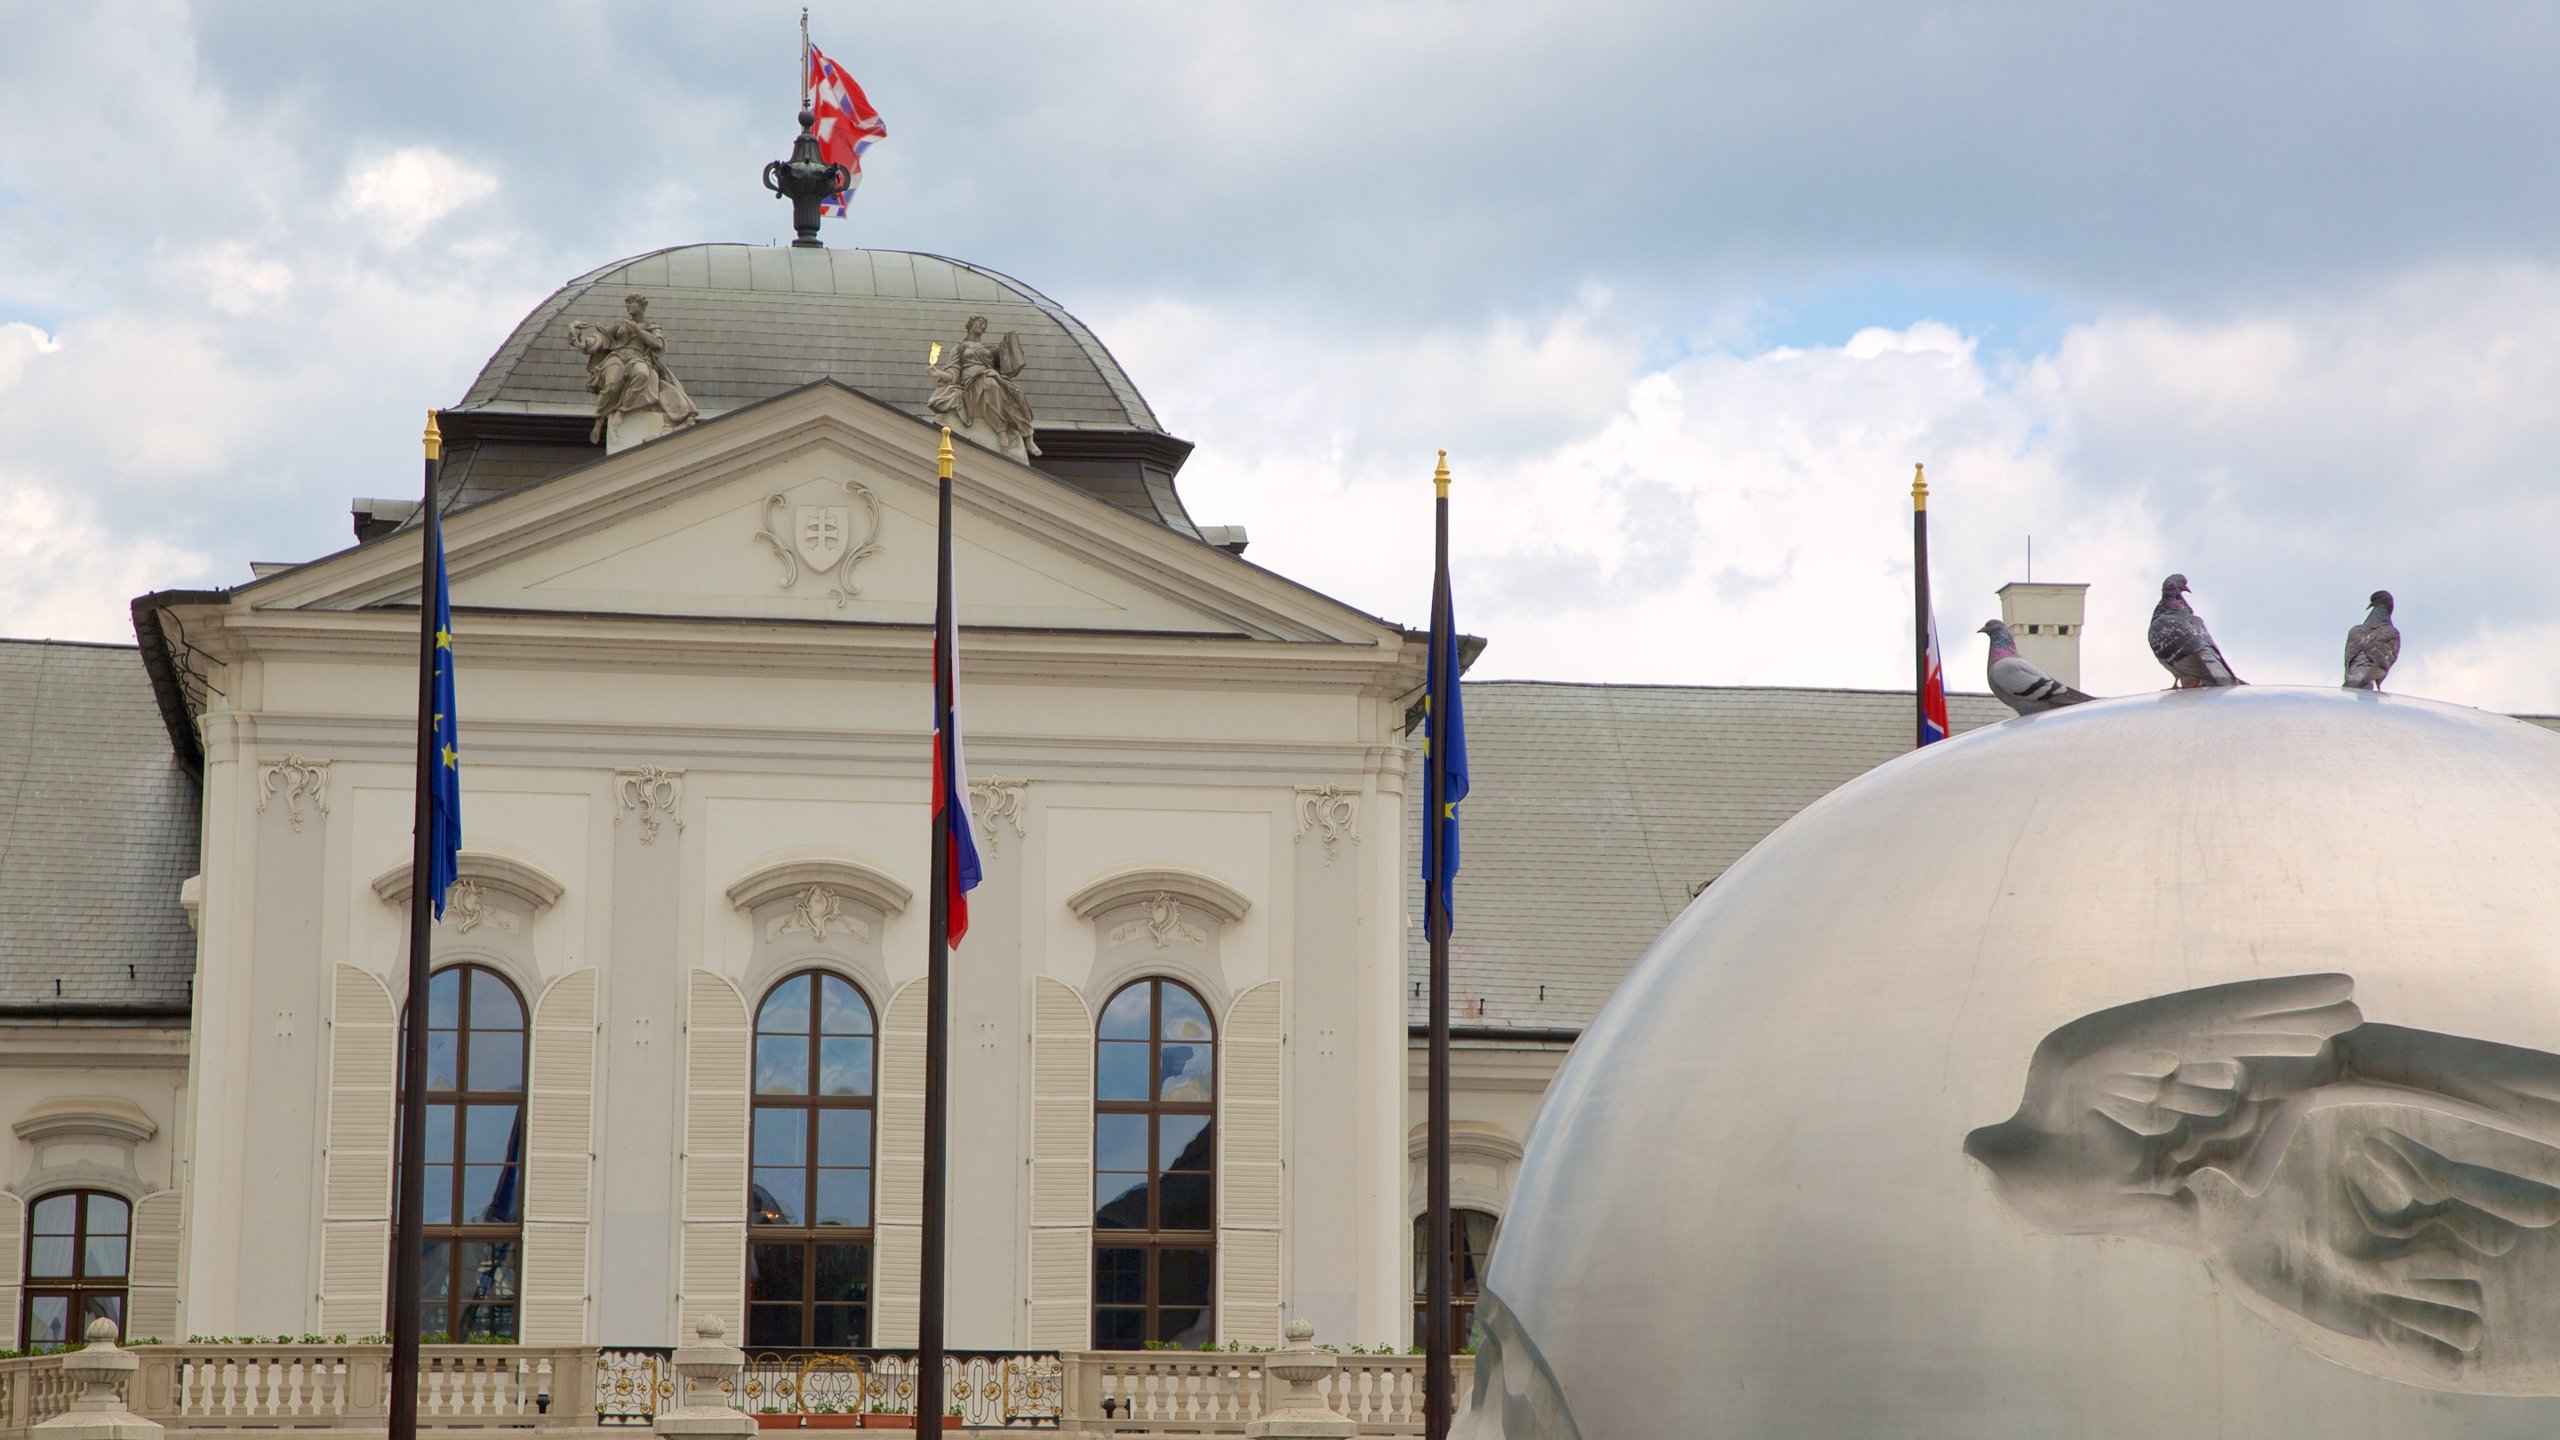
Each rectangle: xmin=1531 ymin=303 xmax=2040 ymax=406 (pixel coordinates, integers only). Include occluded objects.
xmin=928 ymin=315 xmax=1040 ymax=462
xmin=568 ymin=292 xmax=699 ymax=452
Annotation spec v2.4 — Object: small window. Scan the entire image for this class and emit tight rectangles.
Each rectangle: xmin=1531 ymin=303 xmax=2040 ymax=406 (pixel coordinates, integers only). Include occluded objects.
xmin=1413 ymin=1209 xmax=1498 ymax=1351
xmin=2058 ymin=624 xmax=2072 ymax=636
xmin=23 ymin=1190 xmax=128 ymax=1348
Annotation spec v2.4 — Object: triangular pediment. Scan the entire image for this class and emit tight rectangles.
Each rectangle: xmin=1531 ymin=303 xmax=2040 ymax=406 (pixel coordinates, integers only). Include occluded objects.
xmin=247 ymin=384 xmax=1392 ymax=647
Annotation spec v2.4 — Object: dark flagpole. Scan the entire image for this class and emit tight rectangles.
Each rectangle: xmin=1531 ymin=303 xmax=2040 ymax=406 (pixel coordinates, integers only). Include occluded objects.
xmin=917 ymin=427 xmax=956 ymax=1432
xmin=1911 ymin=462 xmax=1931 ymax=749
xmin=390 ymin=412 xmax=443 ymax=1440
xmin=1424 ymin=452 xmax=1455 ymax=1440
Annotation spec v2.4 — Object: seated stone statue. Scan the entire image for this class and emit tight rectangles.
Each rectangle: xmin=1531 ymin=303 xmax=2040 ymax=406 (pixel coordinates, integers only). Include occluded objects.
xmin=928 ymin=315 xmax=1040 ymax=461
xmin=568 ymin=293 xmax=699 ymax=452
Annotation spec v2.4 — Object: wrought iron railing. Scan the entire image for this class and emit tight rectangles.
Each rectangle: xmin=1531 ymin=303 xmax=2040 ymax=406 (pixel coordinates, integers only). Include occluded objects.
xmin=735 ymin=1349 xmax=1063 ymax=1428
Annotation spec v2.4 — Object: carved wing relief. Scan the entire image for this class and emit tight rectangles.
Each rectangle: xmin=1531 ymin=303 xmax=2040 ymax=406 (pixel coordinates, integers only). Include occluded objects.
xmin=1970 ymin=974 xmax=2560 ymax=1393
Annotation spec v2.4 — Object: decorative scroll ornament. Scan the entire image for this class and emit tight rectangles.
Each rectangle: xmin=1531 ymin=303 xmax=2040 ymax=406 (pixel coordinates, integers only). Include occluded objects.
xmin=447 ymin=879 xmax=488 ymax=934
xmin=615 ymin=765 xmax=685 ymax=844
xmin=772 ymin=885 xmax=868 ymax=944
xmin=753 ymin=481 xmax=882 ymax=607
xmin=969 ymin=778 xmax=1029 ymax=855
xmin=1294 ymin=784 xmax=1360 ymax=862
xmin=256 ymin=754 xmax=331 ymax=832
xmin=1110 ymin=893 xmax=1207 ymax=951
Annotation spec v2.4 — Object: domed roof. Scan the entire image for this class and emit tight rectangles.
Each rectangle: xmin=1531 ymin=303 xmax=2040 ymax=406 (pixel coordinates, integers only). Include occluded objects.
xmin=1468 ymin=689 xmax=2560 ymax=1438
xmin=455 ymin=244 xmax=1165 ymax=434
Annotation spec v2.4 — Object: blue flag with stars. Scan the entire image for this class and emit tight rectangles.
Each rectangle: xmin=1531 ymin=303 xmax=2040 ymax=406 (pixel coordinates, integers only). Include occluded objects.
xmin=428 ymin=526 xmax=462 ymax=918
xmin=1422 ymin=495 xmax=1468 ymax=935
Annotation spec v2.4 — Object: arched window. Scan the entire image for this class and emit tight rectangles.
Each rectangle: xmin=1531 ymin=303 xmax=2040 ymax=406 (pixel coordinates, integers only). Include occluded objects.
xmin=747 ymin=971 xmax=877 ymax=1348
xmin=23 ymin=1190 xmax=128 ymax=1347
xmin=1413 ymin=1209 xmax=1499 ymax=1349
xmin=401 ymin=964 xmax=526 ymax=1342
xmin=1092 ymin=978 xmax=1215 ymax=1349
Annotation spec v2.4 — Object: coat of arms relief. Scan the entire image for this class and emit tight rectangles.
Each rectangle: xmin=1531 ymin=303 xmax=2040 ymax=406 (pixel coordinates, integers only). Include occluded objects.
xmin=753 ymin=480 xmax=882 ymax=606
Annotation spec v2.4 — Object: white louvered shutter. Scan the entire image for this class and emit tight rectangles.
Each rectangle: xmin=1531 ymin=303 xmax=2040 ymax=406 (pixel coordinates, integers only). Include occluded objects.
xmin=0 ymin=1190 xmax=23 ymax=1348
xmin=319 ymin=964 xmax=397 ymax=1333
xmin=1026 ymin=977 xmax=1094 ymax=1348
xmin=126 ymin=1191 xmax=184 ymax=1340
xmin=521 ymin=969 xmax=599 ymax=1343
xmin=678 ymin=969 xmax=751 ymax=1341
xmin=1218 ymin=981 xmax=1284 ymax=1346
xmin=873 ymin=980 xmax=927 ymax=1346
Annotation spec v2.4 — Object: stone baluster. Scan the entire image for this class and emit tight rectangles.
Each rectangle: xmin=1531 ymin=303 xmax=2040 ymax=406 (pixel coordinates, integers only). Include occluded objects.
xmin=34 ymin=1319 xmax=161 ymax=1440
xmin=653 ymin=1316 xmax=753 ymax=1439
xmin=1248 ymin=1319 xmax=1351 ymax=1439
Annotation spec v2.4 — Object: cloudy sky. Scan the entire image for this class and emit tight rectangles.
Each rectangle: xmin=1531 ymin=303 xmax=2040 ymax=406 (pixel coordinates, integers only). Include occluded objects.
xmin=9 ymin=3 xmax=2560 ymax=707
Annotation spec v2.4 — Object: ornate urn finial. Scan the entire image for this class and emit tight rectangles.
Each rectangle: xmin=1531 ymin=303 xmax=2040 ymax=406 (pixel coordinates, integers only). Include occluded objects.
xmin=763 ymin=108 xmax=850 ymax=248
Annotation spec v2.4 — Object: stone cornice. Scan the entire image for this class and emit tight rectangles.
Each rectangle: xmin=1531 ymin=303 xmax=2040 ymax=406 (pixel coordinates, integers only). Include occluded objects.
xmin=725 ymin=852 xmax=914 ymax=917
xmin=14 ymin=1096 xmax=158 ymax=1145
xmin=1067 ymin=866 xmax=1252 ymax=924
xmin=370 ymin=849 xmax=566 ymax=911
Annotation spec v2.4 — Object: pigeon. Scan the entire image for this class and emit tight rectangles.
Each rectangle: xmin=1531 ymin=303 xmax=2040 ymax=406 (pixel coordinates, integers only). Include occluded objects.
xmin=1978 ymin=620 xmax=2093 ymax=715
xmin=2148 ymin=574 xmax=2244 ymax=688
xmin=2343 ymin=589 xmax=2399 ymax=690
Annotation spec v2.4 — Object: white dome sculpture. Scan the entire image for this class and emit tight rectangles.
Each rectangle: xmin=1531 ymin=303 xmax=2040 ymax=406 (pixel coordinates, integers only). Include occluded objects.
xmin=1464 ymin=687 xmax=2560 ymax=1439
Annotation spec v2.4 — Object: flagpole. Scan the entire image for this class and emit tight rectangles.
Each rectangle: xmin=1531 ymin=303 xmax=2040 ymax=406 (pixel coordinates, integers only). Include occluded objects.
xmin=1911 ymin=463 xmax=1931 ymax=750
xmin=1423 ymin=452 xmax=1455 ymax=1440
xmin=389 ymin=412 xmax=443 ymax=1440
xmin=918 ymin=426 xmax=956 ymax=1432
xmin=799 ymin=7 xmax=811 ymax=112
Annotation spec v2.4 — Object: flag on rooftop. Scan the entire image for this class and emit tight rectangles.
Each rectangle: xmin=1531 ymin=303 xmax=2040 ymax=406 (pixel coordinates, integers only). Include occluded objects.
xmin=807 ymin=41 xmax=887 ymax=217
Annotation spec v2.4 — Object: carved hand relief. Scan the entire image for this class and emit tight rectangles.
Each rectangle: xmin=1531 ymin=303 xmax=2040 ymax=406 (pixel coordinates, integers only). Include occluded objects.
xmin=1109 ymin=893 xmax=1207 ymax=951
xmin=1968 ymin=973 xmax=2560 ymax=1394
xmin=1294 ymin=785 xmax=1359 ymax=862
xmin=969 ymin=778 xmax=1028 ymax=855
xmin=444 ymin=879 xmax=519 ymax=936
xmin=766 ymin=885 xmax=872 ymax=945
xmin=753 ymin=482 xmax=881 ymax=607
xmin=615 ymin=765 xmax=684 ymax=844
xmin=256 ymin=754 xmax=330 ymax=832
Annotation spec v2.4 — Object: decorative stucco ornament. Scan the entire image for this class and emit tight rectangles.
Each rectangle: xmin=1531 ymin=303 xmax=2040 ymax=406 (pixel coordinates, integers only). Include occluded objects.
xmin=928 ymin=316 xmax=1039 ymax=461
xmin=1461 ymin=688 xmax=2560 ymax=1439
xmin=567 ymin=292 xmax=699 ymax=453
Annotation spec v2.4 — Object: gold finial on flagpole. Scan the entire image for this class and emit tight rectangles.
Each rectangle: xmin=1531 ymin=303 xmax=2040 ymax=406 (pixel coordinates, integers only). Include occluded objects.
xmin=1434 ymin=449 xmax=1451 ymax=498
xmin=1911 ymin=462 xmax=1927 ymax=511
xmin=424 ymin=409 xmax=442 ymax=461
xmin=937 ymin=426 xmax=955 ymax=480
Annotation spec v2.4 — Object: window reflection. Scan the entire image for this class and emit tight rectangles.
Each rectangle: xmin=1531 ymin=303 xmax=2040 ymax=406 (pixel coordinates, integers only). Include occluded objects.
xmin=1092 ymin=978 xmax=1218 ymax=1348
xmin=21 ymin=1191 xmax=127 ymax=1347
xmin=749 ymin=970 xmax=877 ymax=1346
xmin=401 ymin=964 xmax=526 ymax=1343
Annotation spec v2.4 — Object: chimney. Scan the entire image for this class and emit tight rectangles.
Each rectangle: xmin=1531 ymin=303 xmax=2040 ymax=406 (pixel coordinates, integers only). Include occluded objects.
xmin=1996 ymin=581 xmax=2089 ymax=689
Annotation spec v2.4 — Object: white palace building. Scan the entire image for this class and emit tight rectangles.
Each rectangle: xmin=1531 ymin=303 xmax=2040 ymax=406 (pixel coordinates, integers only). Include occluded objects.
xmin=0 ymin=237 xmax=2157 ymax=1428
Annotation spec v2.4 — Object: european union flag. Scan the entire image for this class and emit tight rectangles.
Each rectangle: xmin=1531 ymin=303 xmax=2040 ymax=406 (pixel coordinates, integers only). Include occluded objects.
xmin=427 ymin=524 xmax=462 ymax=918
xmin=1422 ymin=470 xmax=1468 ymax=937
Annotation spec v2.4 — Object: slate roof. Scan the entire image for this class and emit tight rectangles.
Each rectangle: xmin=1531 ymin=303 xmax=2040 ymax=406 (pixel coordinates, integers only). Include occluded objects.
xmin=0 ymin=641 xmax=197 ymax=1010
xmin=455 ymin=245 xmax=1164 ymax=434
xmin=1403 ymin=682 xmax=2014 ymax=1033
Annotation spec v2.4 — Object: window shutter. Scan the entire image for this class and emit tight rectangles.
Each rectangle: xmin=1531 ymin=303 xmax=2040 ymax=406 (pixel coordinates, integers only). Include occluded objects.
xmin=1218 ymin=980 xmax=1284 ymax=1346
xmin=1027 ymin=977 xmax=1094 ymax=1348
xmin=125 ymin=1191 xmax=184 ymax=1341
xmin=0 ymin=1190 xmax=22 ymax=1349
xmin=319 ymin=963 xmax=397 ymax=1334
xmin=678 ymin=969 xmax=750 ymax=1341
xmin=872 ymin=979 xmax=927 ymax=1346
xmin=521 ymin=968 xmax=599 ymax=1343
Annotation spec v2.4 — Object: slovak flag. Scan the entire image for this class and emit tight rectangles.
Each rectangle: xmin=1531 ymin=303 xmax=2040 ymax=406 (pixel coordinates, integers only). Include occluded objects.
xmin=931 ymin=534 xmax=984 ymax=946
xmin=1919 ymin=604 xmax=1951 ymax=746
xmin=807 ymin=42 xmax=887 ymax=217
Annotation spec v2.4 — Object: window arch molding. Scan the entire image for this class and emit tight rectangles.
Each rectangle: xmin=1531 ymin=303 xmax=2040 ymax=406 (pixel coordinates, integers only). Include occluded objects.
xmin=1404 ymin=1123 xmax=1523 ymax=1222
xmin=1069 ymin=867 xmax=1251 ymax=1021
xmin=370 ymin=849 xmax=565 ymax=913
xmin=727 ymin=852 xmax=908 ymax=1013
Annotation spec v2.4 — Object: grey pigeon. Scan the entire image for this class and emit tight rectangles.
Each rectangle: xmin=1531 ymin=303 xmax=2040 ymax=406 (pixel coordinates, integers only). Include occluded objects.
xmin=2343 ymin=589 xmax=2399 ymax=690
xmin=2148 ymin=574 xmax=2244 ymax=688
xmin=1978 ymin=620 xmax=2093 ymax=714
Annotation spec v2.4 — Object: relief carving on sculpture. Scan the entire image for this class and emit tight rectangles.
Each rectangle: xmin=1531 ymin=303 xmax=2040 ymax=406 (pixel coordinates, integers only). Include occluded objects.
xmin=567 ymin=293 xmax=699 ymax=452
xmin=1108 ymin=894 xmax=1205 ymax=951
xmin=769 ymin=885 xmax=869 ymax=945
xmin=1968 ymin=973 xmax=2560 ymax=1393
xmin=753 ymin=484 xmax=881 ymax=607
xmin=926 ymin=317 xmax=1040 ymax=461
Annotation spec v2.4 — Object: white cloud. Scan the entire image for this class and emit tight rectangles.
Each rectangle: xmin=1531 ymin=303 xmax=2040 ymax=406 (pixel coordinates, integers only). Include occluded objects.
xmin=342 ymin=147 xmax=499 ymax=247
xmin=0 ymin=478 xmax=209 ymax=642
